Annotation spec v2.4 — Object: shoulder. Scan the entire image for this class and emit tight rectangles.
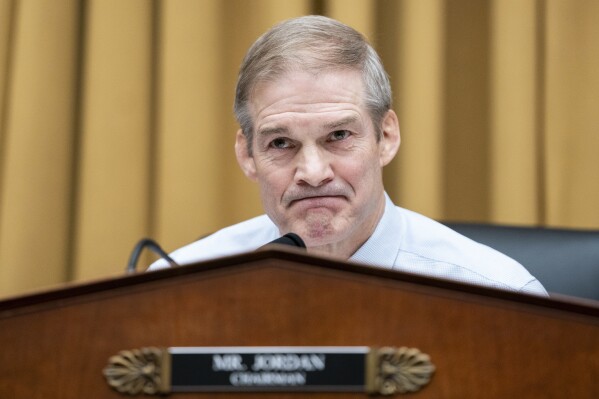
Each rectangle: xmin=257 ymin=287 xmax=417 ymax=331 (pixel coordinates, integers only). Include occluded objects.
xmin=148 ymin=215 xmax=279 ymax=270
xmin=393 ymin=207 xmax=547 ymax=295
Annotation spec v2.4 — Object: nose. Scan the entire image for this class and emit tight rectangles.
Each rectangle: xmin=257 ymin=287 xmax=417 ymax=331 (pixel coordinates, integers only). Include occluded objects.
xmin=294 ymin=145 xmax=334 ymax=187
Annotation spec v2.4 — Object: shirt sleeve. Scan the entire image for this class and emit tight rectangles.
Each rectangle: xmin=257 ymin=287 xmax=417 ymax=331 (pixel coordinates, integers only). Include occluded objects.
xmin=518 ymin=278 xmax=549 ymax=297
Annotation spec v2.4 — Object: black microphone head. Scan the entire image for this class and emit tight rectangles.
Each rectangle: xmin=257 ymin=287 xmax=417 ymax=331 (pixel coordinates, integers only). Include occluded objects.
xmin=262 ymin=233 xmax=306 ymax=249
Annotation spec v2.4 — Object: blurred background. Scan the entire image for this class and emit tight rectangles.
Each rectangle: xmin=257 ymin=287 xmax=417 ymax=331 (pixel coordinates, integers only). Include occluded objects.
xmin=0 ymin=0 xmax=598 ymax=298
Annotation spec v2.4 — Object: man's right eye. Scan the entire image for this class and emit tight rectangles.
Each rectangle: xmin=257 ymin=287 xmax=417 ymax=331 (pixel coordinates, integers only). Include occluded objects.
xmin=269 ymin=137 xmax=292 ymax=149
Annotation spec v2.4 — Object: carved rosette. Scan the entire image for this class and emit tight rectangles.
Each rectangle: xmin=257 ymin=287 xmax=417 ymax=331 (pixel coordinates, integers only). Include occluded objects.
xmin=368 ymin=346 xmax=436 ymax=395
xmin=103 ymin=347 xmax=169 ymax=395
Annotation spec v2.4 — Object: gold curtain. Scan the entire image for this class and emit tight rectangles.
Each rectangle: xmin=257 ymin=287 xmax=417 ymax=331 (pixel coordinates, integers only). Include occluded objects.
xmin=1 ymin=0 xmax=598 ymax=298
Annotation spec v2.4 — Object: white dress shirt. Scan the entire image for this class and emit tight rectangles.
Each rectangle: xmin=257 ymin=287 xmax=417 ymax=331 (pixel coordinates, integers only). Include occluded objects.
xmin=149 ymin=193 xmax=548 ymax=296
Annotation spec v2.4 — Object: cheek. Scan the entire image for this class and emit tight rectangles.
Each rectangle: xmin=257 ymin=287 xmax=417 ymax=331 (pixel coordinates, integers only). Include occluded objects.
xmin=337 ymin=156 xmax=378 ymax=188
xmin=256 ymin=168 xmax=291 ymax=201
xmin=256 ymin=169 xmax=294 ymax=228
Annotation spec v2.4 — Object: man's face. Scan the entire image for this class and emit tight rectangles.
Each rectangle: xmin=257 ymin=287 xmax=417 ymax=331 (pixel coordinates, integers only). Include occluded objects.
xmin=235 ymin=69 xmax=400 ymax=257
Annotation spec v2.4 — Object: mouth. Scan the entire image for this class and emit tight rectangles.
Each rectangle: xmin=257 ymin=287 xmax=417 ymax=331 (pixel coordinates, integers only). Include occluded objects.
xmin=288 ymin=195 xmax=346 ymax=209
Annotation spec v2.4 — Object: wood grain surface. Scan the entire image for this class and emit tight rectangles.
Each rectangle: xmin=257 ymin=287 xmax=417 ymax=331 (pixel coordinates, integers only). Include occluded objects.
xmin=1 ymin=249 xmax=598 ymax=398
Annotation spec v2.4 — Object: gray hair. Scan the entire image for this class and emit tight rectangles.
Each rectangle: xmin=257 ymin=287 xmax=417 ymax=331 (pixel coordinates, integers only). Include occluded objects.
xmin=234 ymin=15 xmax=392 ymax=154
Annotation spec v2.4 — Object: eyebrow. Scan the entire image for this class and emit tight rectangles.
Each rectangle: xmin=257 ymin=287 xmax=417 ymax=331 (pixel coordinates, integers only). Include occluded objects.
xmin=323 ymin=116 xmax=359 ymax=130
xmin=257 ymin=126 xmax=289 ymax=136
xmin=257 ymin=115 xmax=360 ymax=136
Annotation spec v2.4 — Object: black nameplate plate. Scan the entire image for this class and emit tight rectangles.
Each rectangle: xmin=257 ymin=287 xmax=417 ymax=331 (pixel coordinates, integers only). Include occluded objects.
xmin=170 ymin=346 xmax=368 ymax=392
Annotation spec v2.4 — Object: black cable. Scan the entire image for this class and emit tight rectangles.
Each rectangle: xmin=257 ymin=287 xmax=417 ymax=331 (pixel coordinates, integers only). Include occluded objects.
xmin=127 ymin=238 xmax=178 ymax=273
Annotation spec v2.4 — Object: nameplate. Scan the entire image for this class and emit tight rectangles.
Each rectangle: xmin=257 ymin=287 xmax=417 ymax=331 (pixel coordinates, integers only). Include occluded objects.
xmin=171 ymin=346 xmax=365 ymax=392
xmin=103 ymin=346 xmax=435 ymax=396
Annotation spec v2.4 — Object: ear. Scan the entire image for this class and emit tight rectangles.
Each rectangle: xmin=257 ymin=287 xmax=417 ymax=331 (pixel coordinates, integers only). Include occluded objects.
xmin=378 ymin=110 xmax=401 ymax=167
xmin=235 ymin=129 xmax=257 ymax=181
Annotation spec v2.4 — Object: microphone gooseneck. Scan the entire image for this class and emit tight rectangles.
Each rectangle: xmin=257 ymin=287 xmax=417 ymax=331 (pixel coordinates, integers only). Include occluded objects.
xmin=127 ymin=238 xmax=178 ymax=273
xmin=260 ymin=233 xmax=306 ymax=249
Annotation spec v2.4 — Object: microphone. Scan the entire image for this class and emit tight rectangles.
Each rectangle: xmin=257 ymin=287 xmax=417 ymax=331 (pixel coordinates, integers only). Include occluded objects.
xmin=260 ymin=233 xmax=306 ymax=249
xmin=127 ymin=238 xmax=178 ymax=273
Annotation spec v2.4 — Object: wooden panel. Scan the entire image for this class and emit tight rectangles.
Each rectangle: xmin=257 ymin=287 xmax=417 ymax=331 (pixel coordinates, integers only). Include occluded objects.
xmin=1 ymin=250 xmax=598 ymax=398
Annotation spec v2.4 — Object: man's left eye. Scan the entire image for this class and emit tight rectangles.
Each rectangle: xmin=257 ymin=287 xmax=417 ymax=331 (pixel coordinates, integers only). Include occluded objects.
xmin=329 ymin=130 xmax=350 ymax=141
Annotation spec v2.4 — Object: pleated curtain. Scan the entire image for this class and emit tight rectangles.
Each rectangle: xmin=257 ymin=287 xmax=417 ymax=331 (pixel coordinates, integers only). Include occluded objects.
xmin=1 ymin=0 xmax=598 ymax=297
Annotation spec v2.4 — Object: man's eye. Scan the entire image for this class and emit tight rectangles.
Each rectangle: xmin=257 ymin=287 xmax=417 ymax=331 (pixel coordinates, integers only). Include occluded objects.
xmin=329 ymin=130 xmax=350 ymax=141
xmin=269 ymin=137 xmax=292 ymax=149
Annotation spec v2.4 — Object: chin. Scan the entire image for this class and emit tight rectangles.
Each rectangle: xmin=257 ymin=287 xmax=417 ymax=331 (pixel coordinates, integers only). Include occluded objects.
xmin=300 ymin=226 xmax=343 ymax=248
xmin=300 ymin=212 xmax=339 ymax=237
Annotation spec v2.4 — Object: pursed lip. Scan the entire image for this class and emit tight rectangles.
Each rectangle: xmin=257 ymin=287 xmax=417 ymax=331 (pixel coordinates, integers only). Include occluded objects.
xmin=283 ymin=183 xmax=352 ymax=208
xmin=288 ymin=195 xmax=346 ymax=209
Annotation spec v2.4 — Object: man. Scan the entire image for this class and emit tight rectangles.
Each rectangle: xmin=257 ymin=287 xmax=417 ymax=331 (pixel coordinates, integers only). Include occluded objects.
xmin=150 ymin=15 xmax=547 ymax=296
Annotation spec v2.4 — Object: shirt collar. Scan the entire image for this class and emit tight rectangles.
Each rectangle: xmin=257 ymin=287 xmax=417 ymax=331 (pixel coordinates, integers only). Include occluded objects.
xmin=349 ymin=192 xmax=402 ymax=268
